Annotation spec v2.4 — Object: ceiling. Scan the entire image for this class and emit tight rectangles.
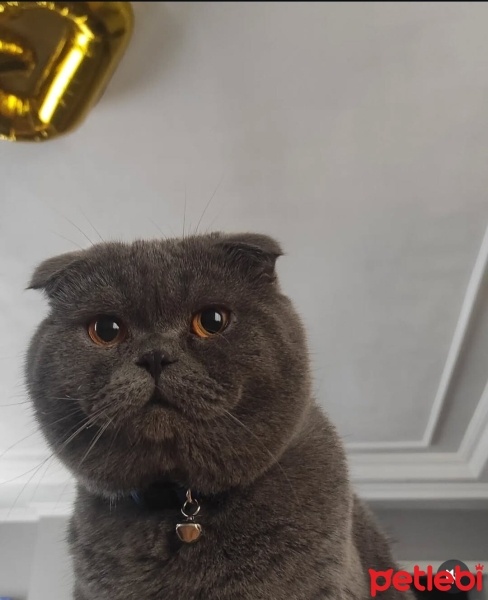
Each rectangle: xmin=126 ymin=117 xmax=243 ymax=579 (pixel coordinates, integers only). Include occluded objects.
xmin=1 ymin=1 xmax=488 ymax=518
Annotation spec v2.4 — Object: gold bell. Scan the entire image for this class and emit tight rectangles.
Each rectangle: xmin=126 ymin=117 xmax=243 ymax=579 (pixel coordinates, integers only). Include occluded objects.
xmin=176 ymin=489 xmax=203 ymax=544
xmin=176 ymin=522 xmax=202 ymax=544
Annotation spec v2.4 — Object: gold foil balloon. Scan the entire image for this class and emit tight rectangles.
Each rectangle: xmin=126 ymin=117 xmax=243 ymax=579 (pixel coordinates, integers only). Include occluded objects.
xmin=0 ymin=2 xmax=134 ymax=142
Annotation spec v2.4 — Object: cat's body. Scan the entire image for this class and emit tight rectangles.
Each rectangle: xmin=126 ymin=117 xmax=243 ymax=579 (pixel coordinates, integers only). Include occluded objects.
xmin=26 ymin=233 xmax=411 ymax=599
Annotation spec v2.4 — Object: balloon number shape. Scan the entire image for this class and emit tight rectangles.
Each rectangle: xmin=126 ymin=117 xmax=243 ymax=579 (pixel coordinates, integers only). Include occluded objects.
xmin=0 ymin=2 xmax=134 ymax=141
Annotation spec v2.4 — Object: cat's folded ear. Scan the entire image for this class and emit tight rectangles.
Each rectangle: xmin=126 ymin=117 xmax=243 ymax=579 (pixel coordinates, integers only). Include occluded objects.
xmin=27 ymin=251 xmax=85 ymax=296
xmin=214 ymin=233 xmax=283 ymax=281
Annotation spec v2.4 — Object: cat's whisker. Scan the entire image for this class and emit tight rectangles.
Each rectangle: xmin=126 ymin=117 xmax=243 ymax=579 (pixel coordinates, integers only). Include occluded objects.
xmin=64 ymin=216 xmax=95 ymax=246
xmin=27 ymin=452 xmax=57 ymax=505
xmin=52 ymin=405 xmax=112 ymax=456
xmin=78 ymin=206 xmax=104 ymax=243
xmin=27 ymin=402 xmax=81 ymax=420
xmin=49 ymin=229 xmax=85 ymax=250
xmin=78 ymin=412 xmax=114 ymax=466
xmin=49 ymin=397 xmax=86 ymax=403
xmin=43 ymin=202 xmax=95 ymax=247
xmin=6 ymin=450 xmax=61 ymax=517
xmin=182 ymin=182 xmax=187 ymax=239
xmin=26 ymin=406 xmax=112 ymax=480
xmin=0 ymin=391 xmax=30 ymax=400
xmin=0 ymin=455 xmax=54 ymax=488
xmin=0 ymin=429 xmax=48 ymax=462
xmin=0 ymin=389 xmax=30 ymax=398
xmin=220 ymin=409 xmax=300 ymax=504
xmin=6 ymin=411 xmax=113 ymax=503
xmin=9 ymin=381 xmax=28 ymax=392
xmin=147 ymin=218 xmax=169 ymax=240
xmin=0 ymin=400 xmax=32 ymax=407
xmin=3 ymin=432 xmax=73 ymax=518
xmin=51 ymin=389 xmax=104 ymax=402
xmin=194 ymin=172 xmax=225 ymax=235
xmin=42 ymin=407 xmax=86 ymax=427
xmin=204 ymin=214 xmax=220 ymax=235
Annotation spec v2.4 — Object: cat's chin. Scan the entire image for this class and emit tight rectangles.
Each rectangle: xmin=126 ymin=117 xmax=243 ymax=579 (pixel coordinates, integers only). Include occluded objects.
xmin=140 ymin=408 xmax=183 ymax=442
xmin=115 ymin=397 xmax=191 ymax=443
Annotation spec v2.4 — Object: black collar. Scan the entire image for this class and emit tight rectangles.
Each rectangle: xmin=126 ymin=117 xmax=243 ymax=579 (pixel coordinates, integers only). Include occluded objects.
xmin=129 ymin=480 xmax=202 ymax=512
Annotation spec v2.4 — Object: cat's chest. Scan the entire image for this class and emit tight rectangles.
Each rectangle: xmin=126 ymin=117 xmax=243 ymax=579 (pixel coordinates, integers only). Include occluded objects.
xmin=70 ymin=494 xmax=341 ymax=600
xmin=70 ymin=504 xmax=264 ymax=600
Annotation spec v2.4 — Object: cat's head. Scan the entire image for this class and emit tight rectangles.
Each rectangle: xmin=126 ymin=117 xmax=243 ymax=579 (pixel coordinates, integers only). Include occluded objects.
xmin=26 ymin=233 xmax=311 ymax=496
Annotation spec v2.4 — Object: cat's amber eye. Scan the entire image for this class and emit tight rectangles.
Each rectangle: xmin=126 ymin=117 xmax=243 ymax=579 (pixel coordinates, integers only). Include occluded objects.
xmin=88 ymin=316 xmax=127 ymax=347
xmin=191 ymin=308 xmax=230 ymax=338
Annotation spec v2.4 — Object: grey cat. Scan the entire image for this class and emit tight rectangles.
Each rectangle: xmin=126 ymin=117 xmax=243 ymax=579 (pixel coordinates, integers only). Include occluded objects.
xmin=26 ymin=233 xmax=411 ymax=600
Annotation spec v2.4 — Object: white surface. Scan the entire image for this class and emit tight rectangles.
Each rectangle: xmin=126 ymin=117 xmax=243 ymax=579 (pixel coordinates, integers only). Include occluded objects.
xmin=1 ymin=2 xmax=488 ymax=509
xmin=0 ymin=521 xmax=38 ymax=599
xmin=27 ymin=517 xmax=74 ymax=600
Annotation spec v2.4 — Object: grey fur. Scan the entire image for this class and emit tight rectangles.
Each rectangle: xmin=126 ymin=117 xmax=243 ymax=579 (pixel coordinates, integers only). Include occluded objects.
xmin=26 ymin=233 xmax=411 ymax=599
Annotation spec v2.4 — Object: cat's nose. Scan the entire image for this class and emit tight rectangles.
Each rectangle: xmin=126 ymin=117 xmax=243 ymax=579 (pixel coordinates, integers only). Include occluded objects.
xmin=136 ymin=350 xmax=177 ymax=383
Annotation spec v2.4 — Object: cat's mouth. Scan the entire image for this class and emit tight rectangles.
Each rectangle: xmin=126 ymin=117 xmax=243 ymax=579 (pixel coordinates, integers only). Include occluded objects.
xmin=147 ymin=388 xmax=182 ymax=414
